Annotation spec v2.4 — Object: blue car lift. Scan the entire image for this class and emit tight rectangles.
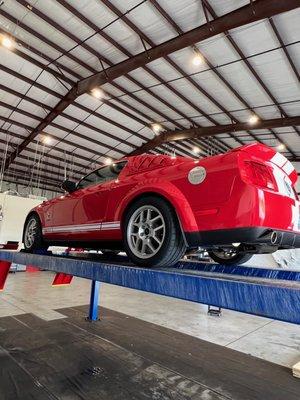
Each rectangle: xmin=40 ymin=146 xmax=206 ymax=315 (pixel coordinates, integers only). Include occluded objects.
xmin=0 ymin=250 xmax=300 ymax=324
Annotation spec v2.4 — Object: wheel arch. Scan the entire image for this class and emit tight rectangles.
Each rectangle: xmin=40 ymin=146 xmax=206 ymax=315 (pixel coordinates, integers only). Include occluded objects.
xmin=116 ymin=184 xmax=198 ymax=235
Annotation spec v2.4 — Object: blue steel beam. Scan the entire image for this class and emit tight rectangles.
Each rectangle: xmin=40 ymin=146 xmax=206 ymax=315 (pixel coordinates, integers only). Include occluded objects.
xmin=0 ymin=251 xmax=300 ymax=325
xmin=88 ymin=280 xmax=100 ymax=321
xmin=175 ymin=261 xmax=300 ymax=281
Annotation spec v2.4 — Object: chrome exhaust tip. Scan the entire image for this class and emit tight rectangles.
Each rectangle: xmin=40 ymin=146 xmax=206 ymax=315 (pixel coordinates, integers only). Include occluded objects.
xmin=271 ymin=231 xmax=282 ymax=245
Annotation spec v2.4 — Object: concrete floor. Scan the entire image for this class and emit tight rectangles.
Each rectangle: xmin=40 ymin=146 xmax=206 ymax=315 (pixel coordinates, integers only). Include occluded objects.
xmin=1 ymin=270 xmax=300 ymax=369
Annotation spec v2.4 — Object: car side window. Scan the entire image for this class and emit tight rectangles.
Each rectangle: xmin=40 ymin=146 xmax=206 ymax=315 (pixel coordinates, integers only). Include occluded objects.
xmin=77 ymin=161 xmax=127 ymax=190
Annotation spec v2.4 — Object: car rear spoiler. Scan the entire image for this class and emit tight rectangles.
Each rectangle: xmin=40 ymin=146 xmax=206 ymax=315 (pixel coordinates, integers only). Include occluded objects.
xmin=231 ymin=143 xmax=298 ymax=185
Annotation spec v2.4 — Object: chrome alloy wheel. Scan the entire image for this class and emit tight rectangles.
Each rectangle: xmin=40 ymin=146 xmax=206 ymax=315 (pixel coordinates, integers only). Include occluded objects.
xmin=127 ymin=205 xmax=166 ymax=259
xmin=24 ymin=218 xmax=37 ymax=248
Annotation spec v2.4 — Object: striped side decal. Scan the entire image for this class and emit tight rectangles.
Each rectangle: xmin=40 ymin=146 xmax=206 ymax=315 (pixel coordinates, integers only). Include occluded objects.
xmin=43 ymin=221 xmax=120 ymax=234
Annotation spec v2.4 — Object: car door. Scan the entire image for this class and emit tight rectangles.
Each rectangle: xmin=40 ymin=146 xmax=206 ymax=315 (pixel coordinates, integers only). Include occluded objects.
xmin=67 ymin=161 xmax=127 ymax=241
xmin=42 ymin=171 xmax=105 ymax=239
xmin=41 ymin=192 xmax=80 ymax=240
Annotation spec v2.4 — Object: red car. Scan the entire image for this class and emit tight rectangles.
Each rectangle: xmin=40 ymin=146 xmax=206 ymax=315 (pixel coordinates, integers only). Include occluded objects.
xmin=23 ymin=143 xmax=300 ymax=267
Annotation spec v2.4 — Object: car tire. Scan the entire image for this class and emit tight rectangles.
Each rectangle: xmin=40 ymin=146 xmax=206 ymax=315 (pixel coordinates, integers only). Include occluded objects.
xmin=208 ymin=250 xmax=252 ymax=265
xmin=123 ymin=196 xmax=186 ymax=268
xmin=23 ymin=214 xmax=48 ymax=252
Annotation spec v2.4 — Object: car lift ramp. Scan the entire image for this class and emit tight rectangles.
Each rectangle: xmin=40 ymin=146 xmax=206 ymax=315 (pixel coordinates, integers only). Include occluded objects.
xmin=0 ymin=250 xmax=300 ymax=324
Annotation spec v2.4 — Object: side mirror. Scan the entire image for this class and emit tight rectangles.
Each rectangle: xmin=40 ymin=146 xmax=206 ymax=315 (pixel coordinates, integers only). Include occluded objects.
xmin=61 ymin=180 xmax=77 ymax=193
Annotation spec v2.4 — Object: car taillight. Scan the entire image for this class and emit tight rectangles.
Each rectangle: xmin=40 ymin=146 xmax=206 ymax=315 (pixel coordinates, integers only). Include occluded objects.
xmin=242 ymin=161 xmax=278 ymax=191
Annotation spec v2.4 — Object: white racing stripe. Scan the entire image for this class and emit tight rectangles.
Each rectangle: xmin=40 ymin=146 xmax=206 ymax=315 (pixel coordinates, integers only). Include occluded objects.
xmin=270 ymin=152 xmax=287 ymax=167
xmin=270 ymin=152 xmax=295 ymax=179
xmin=282 ymin=160 xmax=294 ymax=176
xmin=43 ymin=221 xmax=120 ymax=234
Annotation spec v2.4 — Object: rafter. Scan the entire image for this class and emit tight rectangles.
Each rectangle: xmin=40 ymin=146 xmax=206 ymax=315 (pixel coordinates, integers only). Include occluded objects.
xmin=132 ymin=116 xmax=300 ymax=155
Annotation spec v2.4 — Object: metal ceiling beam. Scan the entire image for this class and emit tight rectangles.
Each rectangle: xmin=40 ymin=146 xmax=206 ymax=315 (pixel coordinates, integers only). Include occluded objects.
xmin=56 ymin=0 xmax=262 ymax=156
xmin=4 ymin=0 xmax=298 ymax=170
xmin=100 ymin=0 xmax=245 ymax=145
xmin=0 ymin=72 xmax=191 ymax=165
xmin=131 ymin=116 xmax=300 ymax=155
xmin=148 ymin=0 xmax=295 ymax=156
xmin=0 ymin=100 xmax=140 ymax=152
xmin=2 ymin=170 xmax=61 ymax=193
xmin=268 ymin=18 xmax=300 ymax=83
xmin=0 ymin=83 xmax=145 ymax=142
xmin=58 ymin=0 xmax=297 ymax=155
xmin=63 ymin=0 xmax=222 ymax=128
xmin=95 ymin=0 xmax=237 ymax=150
xmin=0 ymin=129 xmax=93 ymax=180
xmin=0 ymin=64 xmax=151 ymax=131
xmin=4 ymin=5 xmax=186 ymax=132
xmin=0 ymin=28 xmax=74 ymax=86
xmin=57 ymin=0 xmax=230 ymax=154
xmin=78 ymin=0 xmax=299 ymax=94
xmin=0 ymin=127 xmax=101 ymax=173
xmin=17 ymin=0 xmax=227 ymax=154
xmin=0 ymin=9 xmax=184 ymax=136
xmin=0 ymin=15 xmax=193 ymax=160
xmin=203 ymin=0 xmax=300 ymax=140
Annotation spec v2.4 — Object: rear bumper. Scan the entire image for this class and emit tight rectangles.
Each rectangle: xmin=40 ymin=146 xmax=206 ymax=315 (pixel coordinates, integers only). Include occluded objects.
xmin=185 ymin=227 xmax=300 ymax=249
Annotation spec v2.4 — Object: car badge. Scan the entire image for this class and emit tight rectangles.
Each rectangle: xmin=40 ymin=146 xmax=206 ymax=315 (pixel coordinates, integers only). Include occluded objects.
xmin=188 ymin=166 xmax=206 ymax=185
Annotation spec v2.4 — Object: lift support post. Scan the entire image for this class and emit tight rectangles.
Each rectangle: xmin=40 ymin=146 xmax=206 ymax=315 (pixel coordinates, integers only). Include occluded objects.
xmin=0 ymin=251 xmax=300 ymax=325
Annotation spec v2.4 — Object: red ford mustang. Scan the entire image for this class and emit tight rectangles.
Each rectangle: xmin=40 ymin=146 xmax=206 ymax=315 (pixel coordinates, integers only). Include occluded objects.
xmin=23 ymin=143 xmax=300 ymax=267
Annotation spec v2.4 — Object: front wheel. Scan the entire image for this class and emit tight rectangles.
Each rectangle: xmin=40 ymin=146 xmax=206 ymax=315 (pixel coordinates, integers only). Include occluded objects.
xmin=23 ymin=214 xmax=48 ymax=252
xmin=208 ymin=248 xmax=252 ymax=265
xmin=123 ymin=196 xmax=186 ymax=268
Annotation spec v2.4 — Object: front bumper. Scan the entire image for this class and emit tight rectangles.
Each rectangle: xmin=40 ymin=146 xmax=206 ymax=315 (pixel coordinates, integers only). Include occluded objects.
xmin=185 ymin=227 xmax=300 ymax=249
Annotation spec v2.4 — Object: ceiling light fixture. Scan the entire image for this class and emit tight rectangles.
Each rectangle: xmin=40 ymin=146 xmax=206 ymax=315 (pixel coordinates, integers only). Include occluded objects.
xmin=248 ymin=114 xmax=259 ymax=124
xmin=42 ymin=135 xmax=51 ymax=145
xmin=104 ymin=158 xmax=113 ymax=165
xmin=192 ymin=49 xmax=203 ymax=66
xmin=193 ymin=146 xmax=200 ymax=154
xmin=91 ymin=88 xmax=103 ymax=99
xmin=152 ymin=123 xmax=162 ymax=134
xmin=1 ymin=35 xmax=14 ymax=49
xmin=277 ymin=143 xmax=286 ymax=152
